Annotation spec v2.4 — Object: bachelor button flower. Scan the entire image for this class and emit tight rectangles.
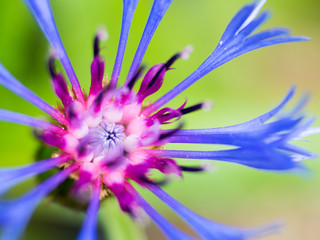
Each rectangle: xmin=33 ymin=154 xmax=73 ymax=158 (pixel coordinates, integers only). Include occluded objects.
xmin=0 ymin=0 xmax=316 ymax=239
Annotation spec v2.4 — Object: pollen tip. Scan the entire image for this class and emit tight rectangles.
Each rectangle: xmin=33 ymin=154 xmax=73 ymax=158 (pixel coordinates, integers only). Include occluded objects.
xmin=202 ymin=100 xmax=213 ymax=112
xmin=133 ymin=210 xmax=149 ymax=227
xmin=202 ymin=162 xmax=215 ymax=172
xmin=180 ymin=44 xmax=194 ymax=60
xmin=49 ymin=48 xmax=58 ymax=59
xmin=96 ymin=26 xmax=109 ymax=41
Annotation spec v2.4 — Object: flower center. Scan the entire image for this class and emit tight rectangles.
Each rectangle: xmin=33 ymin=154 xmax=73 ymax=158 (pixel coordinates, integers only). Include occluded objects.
xmin=87 ymin=120 xmax=126 ymax=161
xmin=99 ymin=121 xmax=125 ymax=146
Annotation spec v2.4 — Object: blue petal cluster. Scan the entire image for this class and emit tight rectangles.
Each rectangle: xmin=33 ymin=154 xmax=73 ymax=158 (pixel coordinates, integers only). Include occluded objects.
xmin=153 ymin=87 xmax=315 ymax=172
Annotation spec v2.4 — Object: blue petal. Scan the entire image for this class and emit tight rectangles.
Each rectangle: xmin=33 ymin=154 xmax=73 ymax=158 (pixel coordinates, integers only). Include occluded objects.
xmin=77 ymin=180 xmax=101 ymax=240
xmin=217 ymin=2 xmax=258 ymax=46
xmin=167 ymin=117 xmax=303 ymax=146
xmin=148 ymin=184 xmax=281 ymax=240
xmin=0 ymin=63 xmax=67 ymax=125
xmin=110 ymin=0 xmax=139 ymax=89
xmin=218 ymin=0 xmax=267 ymax=47
xmin=222 ymin=87 xmax=296 ymax=132
xmin=143 ymin=1 xmax=309 ymax=115
xmin=23 ymin=0 xmax=85 ymax=104
xmin=125 ymin=0 xmax=173 ymax=83
xmin=129 ymin=184 xmax=195 ymax=240
xmin=243 ymin=27 xmax=291 ymax=45
xmin=0 ymin=155 xmax=71 ymax=196
xmin=0 ymin=205 xmax=33 ymax=240
xmin=149 ymin=148 xmax=304 ymax=171
xmin=0 ymin=165 xmax=78 ymax=240
xmin=154 ymin=88 xmax=315 ymax=171
xmin=0 ymin=109 xmax=66 ymax=135
xmin=150 ymin=120 xmax=314 ymax=171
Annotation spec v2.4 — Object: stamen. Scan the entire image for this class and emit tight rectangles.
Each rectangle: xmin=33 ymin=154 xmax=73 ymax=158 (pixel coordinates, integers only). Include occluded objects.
xmin=92 ymin=86 xmax=110 ymax=112
xmin=146 ymin=53 xmax=180 ymax=91
xmin=48 ymin=53 xmax=74 ymax=108
xmin=180 ymin=101 xmax=212 ymax=115
xmin=138 ymin=175 xmax=168 ymax=186
xmin=39 ymin=132 xmax=66 ymax=149
xmin=154 ymin=101 xmax=210 ymax=124
xmin=93 ymin=28 xmax=108 ymax=57
xmin=137 ymin=49 xmax=189 ymax=102
xmin=67 ymin=103 xmax=78 ymax=120
xmin=179 ymin=164 xmax=212 ymax=172
xmin=139 ymin=48 xmax=192 ymax=99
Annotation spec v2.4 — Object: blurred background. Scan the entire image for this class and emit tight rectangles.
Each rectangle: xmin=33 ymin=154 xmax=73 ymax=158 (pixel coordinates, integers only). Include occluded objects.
xmin=0 ymin=0 xmax=319 ymax=239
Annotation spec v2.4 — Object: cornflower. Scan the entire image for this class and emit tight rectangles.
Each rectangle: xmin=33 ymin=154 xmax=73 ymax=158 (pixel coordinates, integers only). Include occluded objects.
xmin=0 ymin=0 xmax=316 ymax=239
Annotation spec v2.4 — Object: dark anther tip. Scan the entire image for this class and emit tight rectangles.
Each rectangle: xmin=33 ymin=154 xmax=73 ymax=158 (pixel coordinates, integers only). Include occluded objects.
xmin=159 ymin=122 xmax=184 ymax=140
xmin=93 ymin=35 xmax=100 ymax=57
xmin=128 ymin=66 xmax=145 ymax=90
xmin=48 ymin=56 xmax=56 ymax=77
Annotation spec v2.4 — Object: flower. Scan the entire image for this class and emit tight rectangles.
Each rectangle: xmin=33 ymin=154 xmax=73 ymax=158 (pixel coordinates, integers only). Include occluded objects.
xmin=0 ymin=0 xmax=316 ymax=239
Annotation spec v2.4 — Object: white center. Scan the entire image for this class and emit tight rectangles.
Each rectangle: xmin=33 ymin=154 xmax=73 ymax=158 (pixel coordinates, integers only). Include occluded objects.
xmin=88 ymin=120 xmax=126 ymax=160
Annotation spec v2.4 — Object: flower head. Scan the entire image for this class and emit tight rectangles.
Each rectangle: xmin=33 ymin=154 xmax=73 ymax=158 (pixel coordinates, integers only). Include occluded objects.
xmin=0 ymin=0 xmax=316 ymax=239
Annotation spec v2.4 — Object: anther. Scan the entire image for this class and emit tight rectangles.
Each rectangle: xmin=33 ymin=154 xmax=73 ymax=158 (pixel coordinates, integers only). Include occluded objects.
xmin=138 ymin=175 xmax=168 ymax=186
xmin=180 ymin=101 xmax=212 ymax=115
xmin=180 ymin=163 xmax=213 ymax=172
xmin=159 ymin=123 xmax=183 ymax=140
xmin=48 ymin=55 xmax=57 ymax=77
xmin=145 ymin=46 xmax=193 ymax=92
xmin=93 ymin=86 xmax=110 ymax=112
xmin=93 ymin=36 xmax=100 ymax=57
xmin=179 ymin=165 xmax=205 ymax=172
xmin=146 ymin=53 xmax=180 ymax=91
xmin=93 ymin=28 xmax=108 ymax=57
xmin=128 ymin=66 xmax=145 ymax=90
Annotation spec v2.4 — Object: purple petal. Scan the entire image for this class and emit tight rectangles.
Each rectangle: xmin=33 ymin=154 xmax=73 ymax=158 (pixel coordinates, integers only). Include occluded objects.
xmin=110 ymin=0 xmax=139 ymax=89
xmin=52 ymin=73 xmax=73 ymax=108
xmin=125 ymin=0 xmax=173 ymax=84
xmin=137 ymin=64 xmax=166 ymax=102
xmin=0 ymin=109 xmax=66 ymax=135
xmin=89 ymin=57 xmax=105 ymax=98
xmin=23 ymin=0 xmax=85 ymax=104
xmin=148 ymin=184 xmax=281 ymax=240
xmin=0 ymin=63 xmax=67 ymax=125
xmin=77 ymin=180 xmax=101 ymax=240
xmin=0 ymin=165 xmax=78 ymax=240
xmin=0 ymin=154 xmax=71 ymax=196
xmin=107 ymin=181 xmax=137 ymax=215
xmin=39 ymin=132 xmax=67 ymax=150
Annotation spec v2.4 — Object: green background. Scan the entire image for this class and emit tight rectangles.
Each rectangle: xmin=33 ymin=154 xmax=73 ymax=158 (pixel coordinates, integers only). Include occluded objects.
xmin=0 ymin=0 xmax=319 ymax=239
